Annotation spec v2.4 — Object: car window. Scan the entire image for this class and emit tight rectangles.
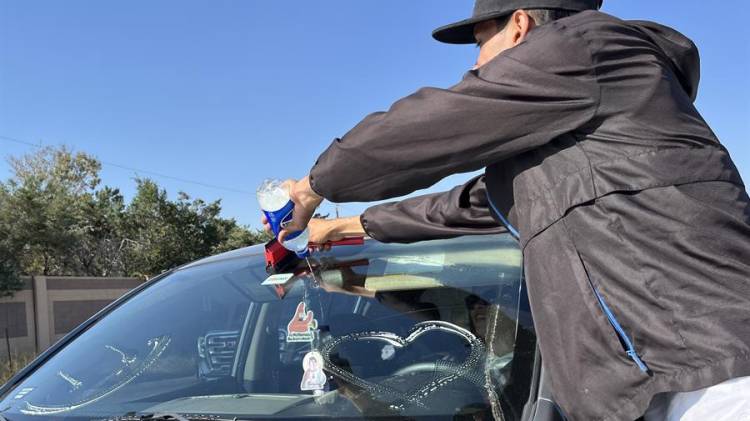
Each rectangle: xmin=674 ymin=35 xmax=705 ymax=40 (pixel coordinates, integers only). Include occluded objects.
xmin=0 ymin=234 xmax=535 ymax=421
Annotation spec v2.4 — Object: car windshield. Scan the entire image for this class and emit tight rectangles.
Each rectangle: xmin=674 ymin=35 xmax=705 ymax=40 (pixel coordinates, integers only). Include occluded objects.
xmin=0 ymin=234 xmax=535 ymax=421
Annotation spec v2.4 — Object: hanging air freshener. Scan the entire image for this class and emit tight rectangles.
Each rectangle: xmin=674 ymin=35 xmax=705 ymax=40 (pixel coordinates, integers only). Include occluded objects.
xmin=300 ymin=351 xmax=327 ymax=392
xmin=286 ymin=302 xmax=318 ymax=343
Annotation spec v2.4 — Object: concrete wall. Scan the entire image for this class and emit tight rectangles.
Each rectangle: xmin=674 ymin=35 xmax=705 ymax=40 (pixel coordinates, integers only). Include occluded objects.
xmin=0 ymin=276 xmax=143 ymax=356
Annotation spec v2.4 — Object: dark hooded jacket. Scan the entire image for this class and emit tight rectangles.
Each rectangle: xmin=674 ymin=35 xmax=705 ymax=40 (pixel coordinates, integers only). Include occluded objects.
xmin=309 ymin=10 xmax=750 ymax=421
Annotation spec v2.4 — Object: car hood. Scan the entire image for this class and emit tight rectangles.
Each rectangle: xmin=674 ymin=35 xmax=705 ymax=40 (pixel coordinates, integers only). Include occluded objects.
xmin=144 ymin=394 xmax=315 ymax=417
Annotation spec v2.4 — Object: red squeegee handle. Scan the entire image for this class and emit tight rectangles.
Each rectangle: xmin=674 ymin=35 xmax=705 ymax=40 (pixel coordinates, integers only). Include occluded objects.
xmin=329 ymin=237 xmax=365 ymax=246
xmin=309 ymin=237 xmax=364 ymax=249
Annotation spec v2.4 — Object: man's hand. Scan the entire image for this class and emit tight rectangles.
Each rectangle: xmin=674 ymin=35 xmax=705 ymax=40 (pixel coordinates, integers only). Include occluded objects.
xmin=276 ymin=176 xmax=323 ymax=243
xmin=308 ymin=218 xmax=346 ymax=248
xmin=264 ymin=215 xmax=366 ymax=251
xmin=309 ymin=216 xmax=366 ymax=251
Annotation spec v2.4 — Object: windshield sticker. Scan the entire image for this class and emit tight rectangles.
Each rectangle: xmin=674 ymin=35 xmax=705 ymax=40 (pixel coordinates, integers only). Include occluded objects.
xmin=300 ymin=351 xmax=327 ymax=392
xmin=286 ymin=302 xmax=318 ymax=343
xmin=262 ymin=272 xmax=295 ymax=286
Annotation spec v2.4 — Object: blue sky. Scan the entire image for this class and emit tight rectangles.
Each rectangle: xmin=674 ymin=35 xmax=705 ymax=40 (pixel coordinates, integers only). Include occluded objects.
xmin=1 ymin=0 xmax=748 ymax=228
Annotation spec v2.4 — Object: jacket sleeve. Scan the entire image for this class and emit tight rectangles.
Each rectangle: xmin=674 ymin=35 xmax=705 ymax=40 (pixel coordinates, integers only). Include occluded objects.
xmin=360 ymin=175 xmax=504 ymax=244
xmin=310 ymin=24 xmax=600 ymax=202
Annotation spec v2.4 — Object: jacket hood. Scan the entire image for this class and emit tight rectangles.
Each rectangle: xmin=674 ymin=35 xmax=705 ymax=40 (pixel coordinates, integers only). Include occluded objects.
xmin=629 ymin=20 xmax=701 ymax=101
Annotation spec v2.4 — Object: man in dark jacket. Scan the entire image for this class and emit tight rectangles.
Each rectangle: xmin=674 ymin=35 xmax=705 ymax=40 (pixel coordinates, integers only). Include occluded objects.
xmin=272 ymin=1 xmax=750 ymax=419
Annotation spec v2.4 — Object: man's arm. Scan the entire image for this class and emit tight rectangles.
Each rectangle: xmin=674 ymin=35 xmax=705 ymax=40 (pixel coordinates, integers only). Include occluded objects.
xmin=361 ymin=175 xmax=503 ymax=243
xmin=309 ymin=25 xmax=599 ymax=203
xmin=308 ymin=175 xmax=503 ymax=245
xmin=279 ymin=25 xmax=599 ymax=240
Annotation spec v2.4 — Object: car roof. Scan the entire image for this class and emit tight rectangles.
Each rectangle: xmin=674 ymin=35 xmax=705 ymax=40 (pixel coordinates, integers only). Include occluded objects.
xmin=179 ymin=242 xmax=267 ymax=270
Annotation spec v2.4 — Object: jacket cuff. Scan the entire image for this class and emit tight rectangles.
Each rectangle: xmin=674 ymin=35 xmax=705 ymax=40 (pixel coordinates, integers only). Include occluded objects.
xmin=309 ymin=143 xmax=337 ymax=201
xmin=307 ymin=170 xmax=325 ymax=200
xmin=359 ymin=211 xmax=384 ymax=242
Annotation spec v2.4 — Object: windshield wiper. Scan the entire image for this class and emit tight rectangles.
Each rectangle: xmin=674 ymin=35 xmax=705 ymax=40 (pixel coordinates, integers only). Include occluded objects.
xmin=103 ymin=413 xmax=230 ymax=421
xmin=140 ymin=415 xmax=190 ymax=421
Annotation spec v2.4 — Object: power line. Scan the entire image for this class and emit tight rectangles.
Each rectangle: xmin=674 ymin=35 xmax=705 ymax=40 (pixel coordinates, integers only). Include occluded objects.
xmin=0 ymin=135 xmax=41 ymax=149
xmin=0 ymin=134 xmax=253 ymax=195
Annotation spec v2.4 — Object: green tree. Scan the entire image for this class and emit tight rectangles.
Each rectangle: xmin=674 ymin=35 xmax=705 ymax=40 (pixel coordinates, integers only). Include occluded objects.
xmin=0 ymin=185 xmax=24 ymax=296
xmin=1 ymin=146 xmax=103 ymax=276
xmin=74 ymin=186 xmax=127 ymax=276
xmin=121 ymin=179 xmax=270 ymax=278
xmin=0 ymin=146 xmax=269 ymax=289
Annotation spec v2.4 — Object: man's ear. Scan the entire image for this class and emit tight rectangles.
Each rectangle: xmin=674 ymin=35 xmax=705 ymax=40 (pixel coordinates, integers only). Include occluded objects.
xmin=510 ymin=10 xmax=536 ymax=45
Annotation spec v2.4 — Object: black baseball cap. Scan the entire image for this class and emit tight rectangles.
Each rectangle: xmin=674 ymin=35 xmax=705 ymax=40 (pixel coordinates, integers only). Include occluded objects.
xmin=433 ymin=0 xmax=602 ymax=44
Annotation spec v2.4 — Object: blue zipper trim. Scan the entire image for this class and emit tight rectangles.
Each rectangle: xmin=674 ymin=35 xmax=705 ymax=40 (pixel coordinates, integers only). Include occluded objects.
xmin=592 ymin=288 xmax=650 ymax=373
xmin=486 ymin=194 xmax=520 ymax=240
xmin=486 ymin=191 xmax=647 ymax=372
